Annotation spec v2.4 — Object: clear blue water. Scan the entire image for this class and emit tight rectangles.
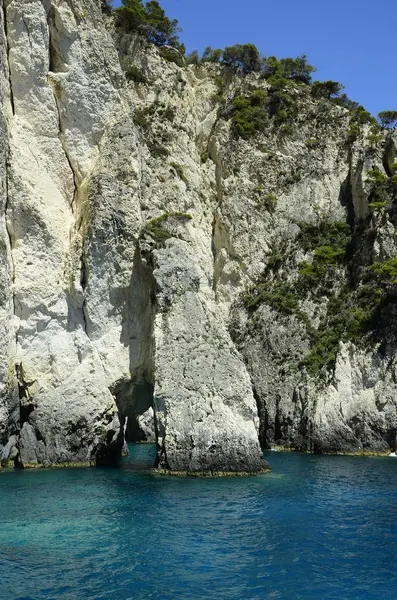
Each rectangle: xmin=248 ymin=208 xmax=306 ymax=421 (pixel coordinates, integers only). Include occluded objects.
xmin=1 ymin=446 xmax=397 ymax=600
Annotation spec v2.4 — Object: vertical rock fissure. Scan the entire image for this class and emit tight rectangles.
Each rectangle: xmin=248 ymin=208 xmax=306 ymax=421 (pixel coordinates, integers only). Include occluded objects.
xmin=2 ymin=1 xmax=15 ymax=116
xmin=208 ymin=137 xmax=224 ymax=293
xmin=2 ymin=0 xmax=17 ymax=377
xmin=79 ymin=255 xmax=89 ymax=336
xmin=1 ymin=0 xmax=23 ymax=460
xmin=49 ymin=85 xmax=78 ymax=215
xmin=4 ymin=155 xmax=17 ymax=351
xmin=383 ymin=134 xmax=396 ymax=178
xmin=48 ymin=43 xmax=90 ymax=337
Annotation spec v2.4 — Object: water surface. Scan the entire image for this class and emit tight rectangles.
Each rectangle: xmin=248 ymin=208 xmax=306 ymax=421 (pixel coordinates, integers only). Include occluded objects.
xmin=1 ymin=446 xmax=396 ymax=599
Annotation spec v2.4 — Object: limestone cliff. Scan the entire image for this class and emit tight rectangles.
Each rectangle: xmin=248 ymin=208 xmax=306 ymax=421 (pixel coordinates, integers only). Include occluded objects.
xmin=0 ymin=0 xmax=396 ymax=471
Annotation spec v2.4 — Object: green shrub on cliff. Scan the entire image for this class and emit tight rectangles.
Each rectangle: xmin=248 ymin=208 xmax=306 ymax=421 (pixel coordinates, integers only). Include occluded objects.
xmin=124 ymin=64 xmax=147 ymax=83
xmin=370 ymin=259 xmax=397 ymax=285
xmin=201 ymin=46 xmax=223 ymax=64
xmin=367 ymin=168 xmax=397 ymax=206
xmin=347 ymin=106 xmax=379 ymax=142
xmin=222 ymin=44 xmax=262 ymax=73
xmin=142 ymin=212 xmax=192 ymax=244
xmin=186 ymin=50 xmax=200 ymax=65
xmin=115 ymin=0 xmax=185 ymax=53
xmin=296 ymin=221 xmax=350 ymax=253
xmin=261 ymin=55 xmax=316 ymax=84
xmin=242 ymin=281 xmax=300 ymax=314
xmin=101 ymin=0 xmax=113 ymax=15
xmin=241 ymin=219 xmax=359 ymax=377
xmin=170 ymin=162 xmax=188 ymax=185
xmin=378 ymin=110 xmax=397 ymax=130
xmin=367 ymin=169 xmax=386 ymax=183
xmin=311 ymin=80 xmax=344 ymax=99
xmin=231 ymin=90 xmax=268 ymax=138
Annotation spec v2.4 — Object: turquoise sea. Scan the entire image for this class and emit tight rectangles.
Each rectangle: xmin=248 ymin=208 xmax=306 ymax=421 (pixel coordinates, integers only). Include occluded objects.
xmin=1 ymin=445 xmax=396 ymax=600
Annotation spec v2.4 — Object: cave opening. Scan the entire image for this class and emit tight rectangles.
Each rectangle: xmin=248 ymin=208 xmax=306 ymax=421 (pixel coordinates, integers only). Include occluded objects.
xmin=123 ymin=381 xmax=155 ymax=444
xmin=113 ymin=371 xmax=156 ymax=446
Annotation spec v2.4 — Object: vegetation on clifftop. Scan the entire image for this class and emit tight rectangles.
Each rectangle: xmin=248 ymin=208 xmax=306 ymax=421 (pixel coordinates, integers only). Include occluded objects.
xmin=114 ymin=0 xmax=185 ymax=53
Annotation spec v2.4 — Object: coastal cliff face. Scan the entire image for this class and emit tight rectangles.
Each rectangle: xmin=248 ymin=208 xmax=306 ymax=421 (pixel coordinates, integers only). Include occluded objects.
xmin=0 ymin=0 xmax=396 ymax=471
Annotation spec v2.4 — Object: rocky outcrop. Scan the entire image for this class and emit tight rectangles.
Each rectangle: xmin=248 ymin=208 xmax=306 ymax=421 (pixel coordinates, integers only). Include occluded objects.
xmin=1 ymin=0 xmax=127 ymax=466
xmin=0 ymin=0 xmax=396 ymax=470
xmin=0 ymin=0 xmax=19 ymax=461
xmin=0 ymin=0 xmax=266 ymax=472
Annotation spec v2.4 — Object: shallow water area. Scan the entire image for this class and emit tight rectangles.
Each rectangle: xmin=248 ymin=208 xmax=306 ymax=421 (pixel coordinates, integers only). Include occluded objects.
xmin=1 ymin=445 xmax=397 ymax=599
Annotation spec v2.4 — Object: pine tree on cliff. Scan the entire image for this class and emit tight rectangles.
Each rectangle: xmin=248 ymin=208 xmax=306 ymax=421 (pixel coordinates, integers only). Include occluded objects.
xmin=115 ymin=0 xmax=185 ymax=54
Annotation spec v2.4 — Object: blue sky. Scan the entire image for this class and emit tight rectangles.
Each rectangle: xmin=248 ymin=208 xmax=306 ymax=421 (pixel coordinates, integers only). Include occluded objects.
xmin=112 ymin=0 xmax=396 ymax=116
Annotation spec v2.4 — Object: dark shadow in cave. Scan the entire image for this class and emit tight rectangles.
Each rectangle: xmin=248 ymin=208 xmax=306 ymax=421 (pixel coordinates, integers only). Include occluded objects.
xmin=124 ymin=381 xmax=154 ymax=443
xmin=112 ymin=243 xmax=158 ymax=461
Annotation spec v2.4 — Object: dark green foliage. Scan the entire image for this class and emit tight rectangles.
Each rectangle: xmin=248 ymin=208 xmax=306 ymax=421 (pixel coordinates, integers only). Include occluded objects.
xmin=101 ymin=0 xmax=113 ymax=15
xmin=137 ymin=101 xmax=175 ymax=125
xmin=311 ymin=244 xmax=345 ymax=266
xmin=142 ymin=212 xmax=192 ymax=244
xmin=267 ymin=88 xmax=296 ymax=124
xmin=200 ymin=150 xmax=209 ymax=163
xmin=347 ymin=122 xmax=360 ymax=142
xmin=242 ymin=282 xmax=300 ymax=314
xmin=367 ymin=168 xmax=397 ymax=206
xmin=222 ymin=44 xmax=262 ymax=73
xmin=305 ymin=138 xmax=321 ymax=148
xmin=296 ymin=230 xmax=348 ymax=295
xmin=144 ymin=101 xmax=175 ymax=122
xmin=147 ymin=142 xmax=170 ymax=157
xmin=254 ymin=188 xmax=278 ymax=212
xmin=354 ymin=107 xmax=377 ymax=125
xmin=262 ymin=55 xmax=316 ymax=84
xmin=260 ymin=55 xmax=280 ymax=79
xmin=299 ymin=289 xmax=377 ymax=376
xmin=378 ymin=110 xmax=397 ymax=129
xmin=347 ymin=106 xmax=379 ymax=142
xmin=367 ymin=169 xmax=386 ymax=183
xmin=115 ymin=0 xmax=149 ymax=31
xmin=170 ymin=162 xmax=187 ymax=184
xmin=311 ymin=80 xmax=344 ymax=99
xmin=368 ymin=201 xmax=386 ymax=209
xmin=242 ymin=201 xmax=397 ymax=377
xmin=229 ymin=77 xmax=298 ymax=138
xmin=244 ymin=220 xmax=350 ymax=310
xmin=115 ymin=0 xmax=184 ymax=53
xmin=202 ymin=46 xmax=223 ymax=63
xmin=186 ymin=50 xmax=200 ymax=65
xmin=263 ymin=193 xmax=278 ymax=212
xmin=132 ymin=108 xmax=149 ymax=128
xmin=332 ymin=94 xmax=360 ymax=111
xmin=367 ymin=131 xmax=384 ymax=147
xmin=242 ymin=220 xmax=357 ymax=377
xmin=231 ymin=89 xmax=268 ymax=138
xmin=124 ymin=64 xmax=147 ymax=83
xmin=282 ymin=55 xmax=316 ymax=84
xmin=211 ymin=76 xmax=226 ymax=103
xmin=158 ymin=104 xmax=175 ymax=121
xmin=296 ymin=221 xmax=350 ymax=253
xmin=370 ymin=259 xmax=397 ymax=284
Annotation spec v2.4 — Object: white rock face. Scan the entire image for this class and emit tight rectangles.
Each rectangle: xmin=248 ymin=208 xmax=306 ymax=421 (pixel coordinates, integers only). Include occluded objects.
xmin=0 ymin=0 xmax=266 ymax=471
xmin=0 ymin=0 xmax=18 ymax=455
xmin=0 ymin=0 xmax=395 ymax=470
xmin=149 ymin=227 xmax=264 ymax=472
xmin=1 ymin=0 xmax=127 ymax=465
